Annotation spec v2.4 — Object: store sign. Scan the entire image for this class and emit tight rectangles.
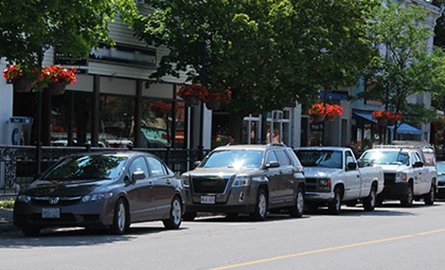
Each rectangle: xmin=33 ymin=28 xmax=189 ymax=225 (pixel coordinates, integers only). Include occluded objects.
xmin=55 ymin=44 xmax=156 ymax=68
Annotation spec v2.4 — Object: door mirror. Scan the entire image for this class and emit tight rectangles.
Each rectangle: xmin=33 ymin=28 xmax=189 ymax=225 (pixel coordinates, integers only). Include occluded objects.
xmin=131 ymin=171 xmax=146 ymax=184
xmin=193 ymin=160 xmax=202 ymax=168
xmin=347 ymin=162 xmax=357 ymax=171
xmin=413 ymin=161 xmax=424 ymax=168
xmin=265 ymin=161 xmax=280 ymax=169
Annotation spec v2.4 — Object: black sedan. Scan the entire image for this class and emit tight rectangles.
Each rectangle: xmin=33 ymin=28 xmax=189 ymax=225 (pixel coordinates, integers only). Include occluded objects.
xmin=13 ymin=151 xmax=185 ymax=236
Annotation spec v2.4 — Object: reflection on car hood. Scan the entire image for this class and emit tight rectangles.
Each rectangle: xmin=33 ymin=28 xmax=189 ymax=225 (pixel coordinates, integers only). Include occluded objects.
xmin=188 ymin=167 xmax=262 ymax=177
xmin=24 ymin=179 xmax=110 ymax=196
xmin=303 ymin=167 xmax=343 ymax=178
xmin=372 ymin=164 xmax=408 ymax=172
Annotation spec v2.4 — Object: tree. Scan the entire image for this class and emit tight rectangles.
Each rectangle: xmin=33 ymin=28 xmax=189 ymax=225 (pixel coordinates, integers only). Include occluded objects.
xmin=0 ymin=0 xmax=136 ymax=68
xmin=131 ymin=0 xmax=377 ymax=114
xmin=364 ymin=2 xmax=445 ymax=128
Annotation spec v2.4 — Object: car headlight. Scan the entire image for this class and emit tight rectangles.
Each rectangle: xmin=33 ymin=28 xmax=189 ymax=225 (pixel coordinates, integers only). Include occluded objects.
xmin=318 ymin=178 xmax=332 ymax=192
xmin=17 ymin=194 xmax=31 ymax=203
xmin=232 ymin=174 xmax=251 ymax=187
xmin=81 ymin=192 xmax=113 ymax=203
xmin=396 ymin=172 xmax=408 ymax=183
xmin=181 ymin=174 xmax=190 ymax=188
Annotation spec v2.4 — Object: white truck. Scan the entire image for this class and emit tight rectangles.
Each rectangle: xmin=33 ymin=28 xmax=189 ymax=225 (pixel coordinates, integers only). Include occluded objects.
xmin=359 ymin=144 xmax=437 ymax=206
xmin=295 ymin=147 xmax=384 ymax=214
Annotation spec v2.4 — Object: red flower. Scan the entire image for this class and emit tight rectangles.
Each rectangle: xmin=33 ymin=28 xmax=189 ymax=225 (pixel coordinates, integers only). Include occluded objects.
xmin=372 ymin=110 xmax=402 ymax=121
xmin=42 ymin=65 xmax=77 ymax=85
xmin=308 ymin=102 xmax=343 ymax=117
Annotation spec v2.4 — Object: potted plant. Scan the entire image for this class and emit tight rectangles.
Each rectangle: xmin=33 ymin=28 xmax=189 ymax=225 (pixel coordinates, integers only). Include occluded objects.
xmin=204 ymin=89 xmax=232 ymax=110
xmin=42 ymin=65 xmax=77 ymax=95
xmin=2 ymin=65 xmax=39 ymax=92
xmin=325 ymin=103 xmax=344 ymax=121
xmin=372 ymin=110 xmax=401 ymax=126
xmin=176 ymin=83 xmax=208 ymax=106
xmin=308 ymin=102 xmax=327 ymax=122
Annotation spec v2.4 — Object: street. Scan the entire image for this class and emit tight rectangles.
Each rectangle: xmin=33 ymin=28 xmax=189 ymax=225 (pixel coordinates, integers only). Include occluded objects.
xmin=1 ymin=201 xmax=445 ymax=270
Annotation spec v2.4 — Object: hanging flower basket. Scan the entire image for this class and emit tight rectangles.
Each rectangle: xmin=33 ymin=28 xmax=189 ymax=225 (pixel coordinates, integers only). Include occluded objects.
xmin=48 ymin=81 xmax=68 ymax=95
xmin=183 ymin=95 xmax=200 ymax=106
xmin=12 ymin=76 xmax=36 ymax=93
xmin=308 ymin=102 xmax=343 ymax=122
xmin=312 ymin=114 xmax=326 ymax=122
xmin=205 ymin=99 xmax=222 ymax=110
xmin=177 ymin=83 xmax=207 ymax=107
xmin=372 ymin=110 xmax=401 ymax=127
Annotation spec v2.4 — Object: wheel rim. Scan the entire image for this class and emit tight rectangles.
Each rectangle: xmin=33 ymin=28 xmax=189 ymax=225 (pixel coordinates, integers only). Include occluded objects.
xmin=117 ymin=203 xmax=126 ymax=232
xmin=172 ymin=199 xmax=182 ymax=225
xmin=407 ymin=189 xmax=413 ymax=204
xmin=259 ymin=193 xmax=267 ymax=217
xmin=430 ymin=187 xmax=435 ymax=201
xmin=297 ymin=191 xmax=304 ymax=213
xmin=370 ymin=190 xmax=376 ymax=207
xmin=335 ymin=192 xmax=341 ymax=210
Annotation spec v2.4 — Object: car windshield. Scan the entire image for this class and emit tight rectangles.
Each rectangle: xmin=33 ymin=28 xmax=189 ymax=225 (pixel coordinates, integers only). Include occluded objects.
xmin=360 ymin=150 xmax=409 ymax=166
xmin=296 ymin=150 xmax=342 ymax=169
xmin=437 ymin=163 xmax=445 ymax=174
xmin=201 ymin=150 xmax=263 ymax=169
xmin=40 ymin=154 xmax=128 ymax=181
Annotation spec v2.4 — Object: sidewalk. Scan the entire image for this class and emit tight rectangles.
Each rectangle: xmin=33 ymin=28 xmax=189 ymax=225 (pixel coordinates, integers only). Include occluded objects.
xmin=0 ymin=208 xmax=15 ymax=233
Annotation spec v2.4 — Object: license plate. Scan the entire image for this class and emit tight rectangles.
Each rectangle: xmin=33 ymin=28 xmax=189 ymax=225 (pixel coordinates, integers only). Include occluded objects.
xmin=41 ymin=208 xmax=60 ymax=219
xmin=200 ymin=196 xmax=215 ymax=204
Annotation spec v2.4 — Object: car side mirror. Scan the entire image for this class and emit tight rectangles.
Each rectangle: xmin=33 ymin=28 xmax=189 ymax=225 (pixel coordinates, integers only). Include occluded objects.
xmin=413 ymin=161 xmax=424 ymax=168
xmin=347 ymin=162 xmax=357 ymax=171
xmin=265 ymin=161 xmax=280 ymax=169
xmin=193 ymin=160 xmax=202 ymax=168
xmin=131 ymin=171 xmax=146 ymax=184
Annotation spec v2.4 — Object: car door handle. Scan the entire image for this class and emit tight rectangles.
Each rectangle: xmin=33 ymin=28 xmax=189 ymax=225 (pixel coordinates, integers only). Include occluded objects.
xmin=356 ymin=175 xmax=360 ymax=178
xmin=166 ymin=180 xmax=171 ymax=185
xmin=148 ymin=181 xmax=154 ymax=187
xmin=419 ymin=172 xmax=422 ymax=175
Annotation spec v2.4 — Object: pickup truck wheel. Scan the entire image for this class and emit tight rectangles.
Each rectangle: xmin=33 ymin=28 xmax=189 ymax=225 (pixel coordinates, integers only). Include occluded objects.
xmin=289 ymin=188 xmax=304 ymax=218
xmin=328 ymin=187 xmax=342 ymax=215
xmin=250 ymin=189 xmax=267 ymax=221
xmin=363 ymin=186 xmax=376 ymax=211
xmin=424 ymin=185 xmax=435 ymax=206
xmin=400 ymin=186 xmax=414 ymax=207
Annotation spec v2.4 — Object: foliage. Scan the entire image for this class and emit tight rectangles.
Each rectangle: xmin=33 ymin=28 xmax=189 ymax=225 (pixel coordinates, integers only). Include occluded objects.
xmin=131 ymin=0 xmax=377 ymax=114
xmin=0 ymin=198 xmax=14 ymax=209
xmin=372 ymin=110 xmax=401 ymax=121
xmin=364 ymin=2 xmax=445 ymax=125
xmin=308 ymin=102 xmax=343 ymax=118
xmin=2 ymin=65 xmax=41 ymax=81
xmin=0 ymin=0 xmax=137 ymax=67
xmin=177 ymin=83 xmax=208 ymax=99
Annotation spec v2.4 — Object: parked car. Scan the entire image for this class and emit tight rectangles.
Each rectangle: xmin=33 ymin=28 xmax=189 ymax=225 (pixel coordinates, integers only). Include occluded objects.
xmin=181 ymin=144 xmax=305 ymax=221
xmin=13 ymin=151 xmax=185 ymax=236
xmin=436 ymin=161 xmax=445 ymax=199
xmin=359 ymin=145 xmax=437 ymax=206
xmin=294 ymin=147 xmax=384 ymax=214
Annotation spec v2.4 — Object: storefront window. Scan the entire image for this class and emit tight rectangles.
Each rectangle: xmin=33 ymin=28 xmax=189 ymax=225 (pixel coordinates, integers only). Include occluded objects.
xmin=99 ymin=95 xmax=134 ymax=147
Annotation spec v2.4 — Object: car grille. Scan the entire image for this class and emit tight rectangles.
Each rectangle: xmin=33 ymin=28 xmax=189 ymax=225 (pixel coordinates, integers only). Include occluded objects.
xmin=438 ymin=182 xmax=445 ymax=187
xmin=192 ymin=176 xmax=228 ymax=194
xmin=31 ymin=196 xmax=82 ymax=207
xmin=384 ymin=173 xmax=396 ymax=185
xmin=305 ymin=178 xmax=329 ymax=192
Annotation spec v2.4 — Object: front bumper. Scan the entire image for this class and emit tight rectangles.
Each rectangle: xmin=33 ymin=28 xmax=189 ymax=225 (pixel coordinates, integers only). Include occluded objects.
xmin=184 ymin=187 xmax=257 ymax=214
xmin=437 ymin=186 xmax=445 ymax=199
xmin=13 ymin=199 xmax=113 ymax=228
xmin=304 ymin=191 xmax=335 ymax=202
xmin=378 ymin=182 xmax=410 ymax=200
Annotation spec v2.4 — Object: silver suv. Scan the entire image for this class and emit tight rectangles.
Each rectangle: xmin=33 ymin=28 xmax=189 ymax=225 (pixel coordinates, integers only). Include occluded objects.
xmin=181 ymin=144 xmax=305 ymax=221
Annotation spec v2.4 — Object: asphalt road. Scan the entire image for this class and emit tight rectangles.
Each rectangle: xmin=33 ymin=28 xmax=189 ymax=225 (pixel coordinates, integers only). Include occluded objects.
xmin=1 ymin=201 xmax=445 ymax=270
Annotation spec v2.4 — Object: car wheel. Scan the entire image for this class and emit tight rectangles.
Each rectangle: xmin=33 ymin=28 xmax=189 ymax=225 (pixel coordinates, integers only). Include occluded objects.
xmin=250 ymin=188 xmax=268 ymax=221
xmin=110 ymin=198 xmax=129 ymax=235
xmin=424 ymin=184 xmax=435 ymax=206
xmin=289 ymin=188 xmax=304 ymax=218
xmin=400 ymin=186 xmax=414 ymax=207
xmin=328 ymin=187 xmax=342 ymax=215
xmin=21 ymin=226 xmax=40 ymax=237
xmin=363 ymin=186 xmax=377 ymax=211
xmin=182 ymin=212 xmax=197 ymax=221
xmin=163 ymin=196 xmax=183 ymax=229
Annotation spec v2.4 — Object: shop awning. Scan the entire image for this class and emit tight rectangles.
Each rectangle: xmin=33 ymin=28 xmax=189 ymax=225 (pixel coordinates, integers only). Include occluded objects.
xmin=353 ymin=112 xmax=422 ymax=135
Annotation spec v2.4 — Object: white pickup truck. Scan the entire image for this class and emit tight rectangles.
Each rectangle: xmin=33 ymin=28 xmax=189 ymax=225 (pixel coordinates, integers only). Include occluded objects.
xmin=359 ymin=145 xmax=437 ymax=207
xmin=295 ymin=147 xmax=384 ymax=214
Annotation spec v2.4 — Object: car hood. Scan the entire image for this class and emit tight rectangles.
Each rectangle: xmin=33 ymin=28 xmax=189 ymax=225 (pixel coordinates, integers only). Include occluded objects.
xmin=23 ymin=179 xmax=111 ymax=197
xmin=372 ymin=164 xmax=408 ymax=173
xmin=186 ymin=167 xmax=262 ymax=177
xmin=303 ymin=167 xmax=344 ymax=178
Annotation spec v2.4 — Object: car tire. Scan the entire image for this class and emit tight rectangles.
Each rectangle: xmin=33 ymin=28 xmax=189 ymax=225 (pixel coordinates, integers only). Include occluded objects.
xmin=363 ymin=186 xmax=377 ymax=211
xmin=250 ymin=188 xmax=268 ymax=221
xmin=328 ymin=187 xmax=342 ymax=215
xmin=163 ymin=196 xmax=183 ymax=230
xmin=110 ymin=198 xmax=129 ymax=235
xmin=21 ymin=226 xmax=40 ymax=237
xmin=400 ymin=186 xmax=414 ymax=207
xmin=424 ymin=184 xmax=435 ymax=206
xmin=182 ymin=212 xmax=197 ymax=221
xmin=289 ymin=188 xmax=304 ymax=218
xmin=346 ymin=200 xmax=357 ymax=207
